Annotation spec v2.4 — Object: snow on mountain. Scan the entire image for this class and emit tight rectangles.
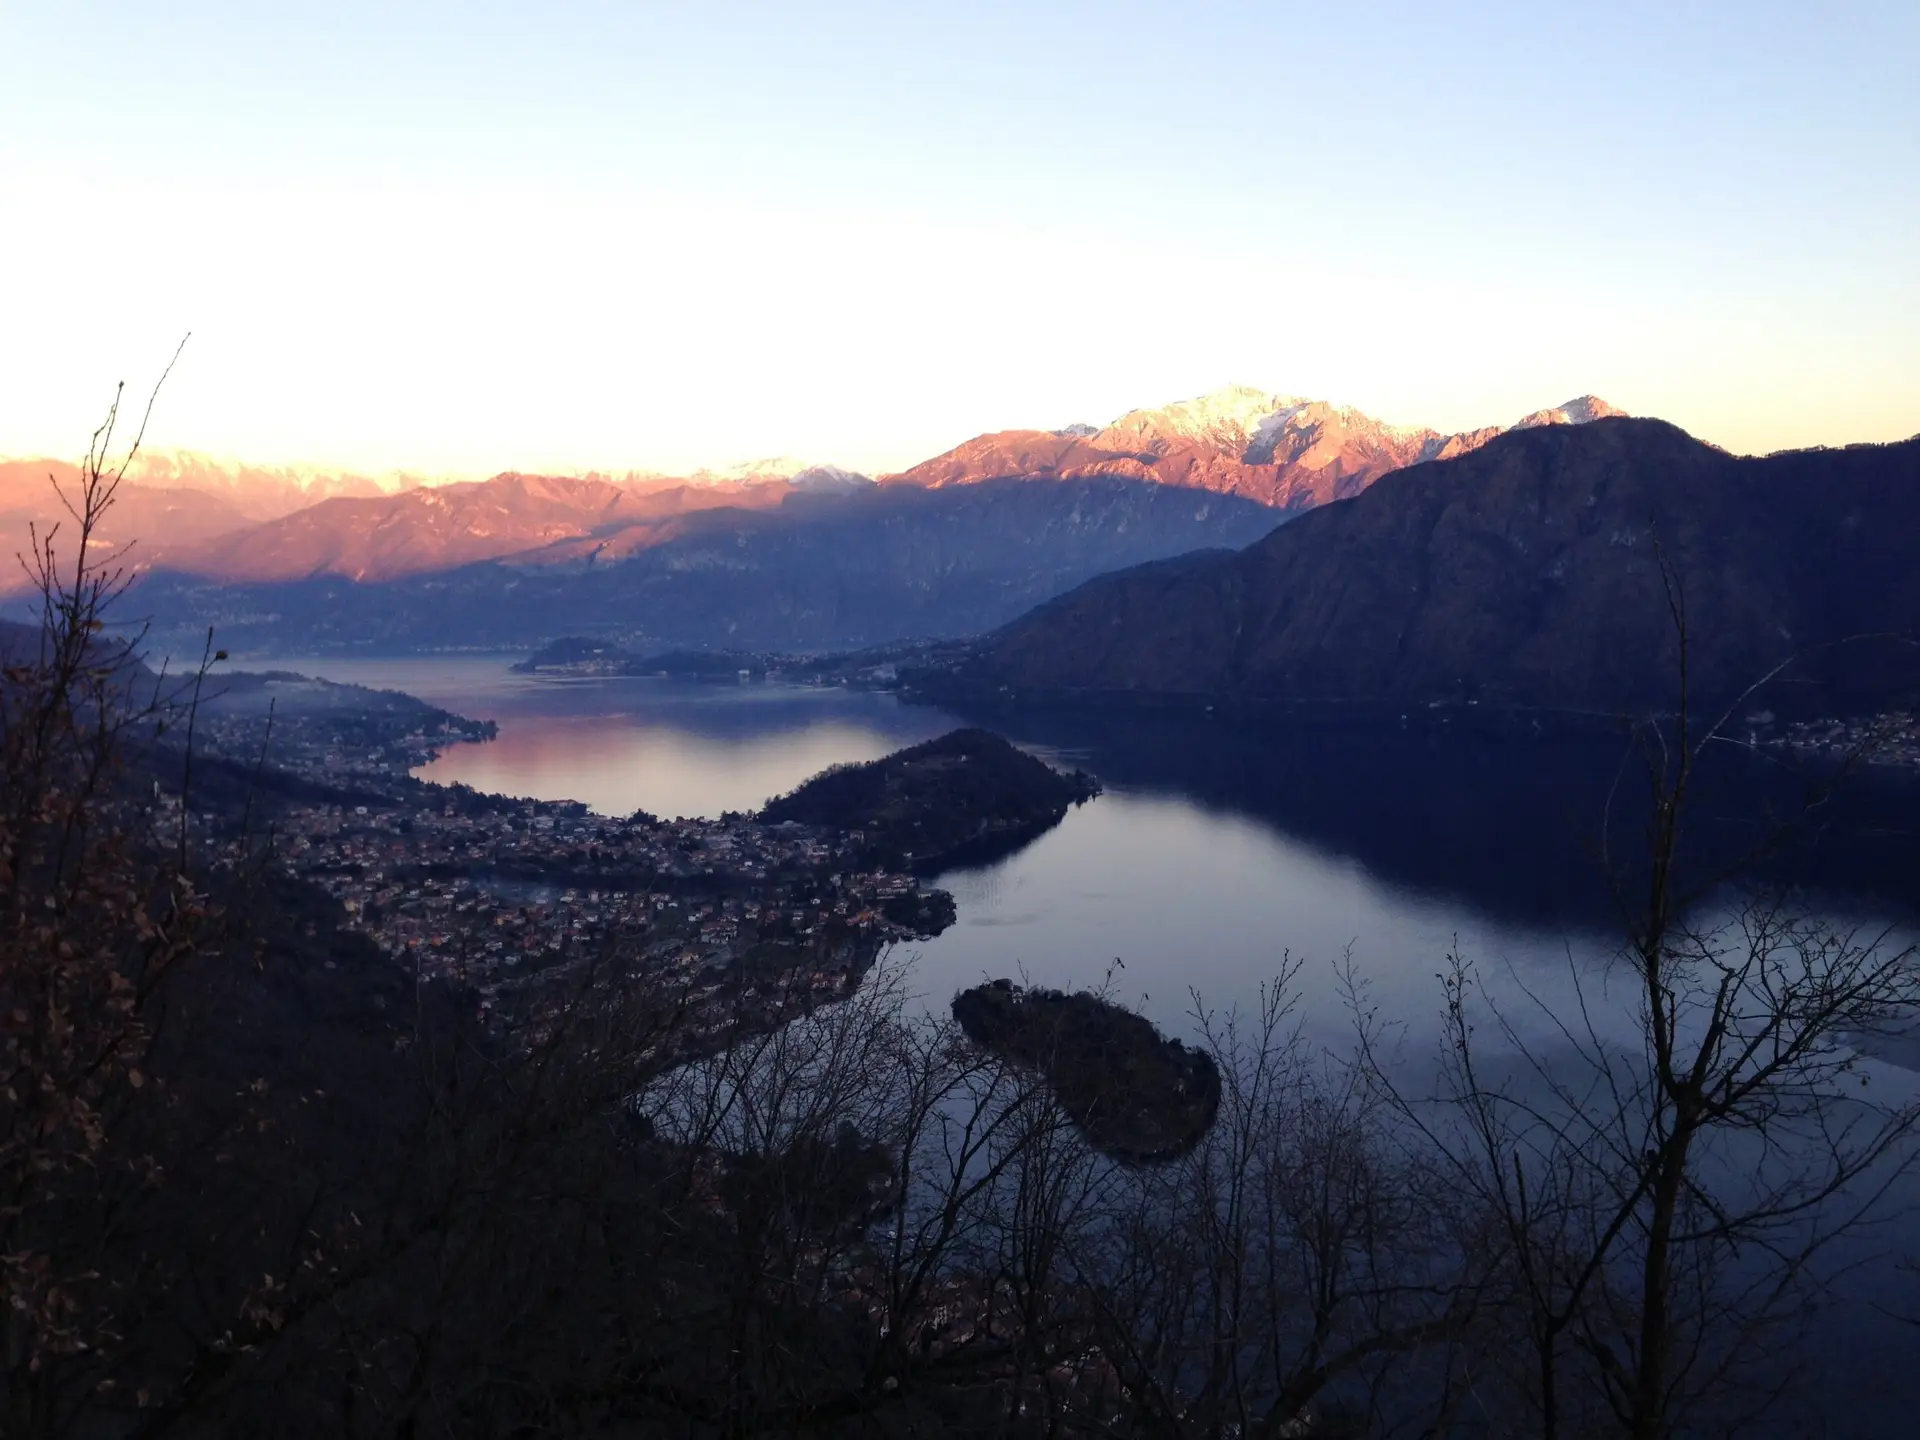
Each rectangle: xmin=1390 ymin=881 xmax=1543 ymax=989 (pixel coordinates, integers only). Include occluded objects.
xmin=888 ymin=385 xmax=1627 ymax=512
xmin=30 ymin=385 xmax=1626 ymax=594
xmin=1512 ymin=395 xmax=1631 ymax=429
xmin=115 ymin=449 xmax=422 ymax=518
xmin=1094 ymin=384 xmax=1314 ymax=458
xmin=691 ymin=456 xmax=817 ymax=484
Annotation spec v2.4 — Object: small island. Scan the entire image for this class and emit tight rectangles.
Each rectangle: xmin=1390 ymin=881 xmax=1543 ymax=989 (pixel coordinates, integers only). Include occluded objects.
xmin=951 ymin=980 xmax=1220 ymax=1163
xmin=758 ymin=728 xmax=1099 ymax=873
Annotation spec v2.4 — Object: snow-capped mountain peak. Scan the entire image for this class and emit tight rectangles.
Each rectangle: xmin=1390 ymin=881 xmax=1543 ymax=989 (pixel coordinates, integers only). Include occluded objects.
xmin=689 ymin=456 xmax=821 ymax=484
xmin=1513 ymin=395 xmax=1628 ymax=429
xmin=1096 ymin=384 xmax=1314 ymax=457
xmin=886 ymin=384 xmax=1631 ymax=511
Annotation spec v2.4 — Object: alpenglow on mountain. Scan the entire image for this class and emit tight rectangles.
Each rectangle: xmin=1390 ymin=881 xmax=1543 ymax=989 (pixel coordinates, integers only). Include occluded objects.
xmin=887 ymin=385 xmax=1626 ymax=511
xmin=948 ymin=419 xmax=1920 ymax=718
xmin=9 ymin=386 xmax=1622 ymax=653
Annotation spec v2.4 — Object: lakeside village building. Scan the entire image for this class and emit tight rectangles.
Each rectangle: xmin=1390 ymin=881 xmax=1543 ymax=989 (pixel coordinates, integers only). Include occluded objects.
xmin=166 ymin=684 xmax=942 ymax=1029
xmin=283 ymin=804 xmax=909 ymax=971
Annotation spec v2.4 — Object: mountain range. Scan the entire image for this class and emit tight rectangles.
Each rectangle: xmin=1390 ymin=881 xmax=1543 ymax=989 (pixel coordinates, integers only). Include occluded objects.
xmin=893 ymin=387 xmax=1624 ymax=510
xmin=149 ymin=473 xmax=809 ymax=584
xmin=0 ymin=454 xmax=401 ymax=592
xmin=949 ymin=418 xmax=1920 ymax=719
xmin=0 ymin=386 xmax=1619 ymax=651
xmin=128 ymin=477 xmax=1287 ymax=652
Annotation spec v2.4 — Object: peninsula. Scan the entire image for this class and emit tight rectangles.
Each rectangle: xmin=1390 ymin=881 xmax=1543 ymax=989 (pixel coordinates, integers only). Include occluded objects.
xmin=758 ymin=728 xmax=1099 ymax=872
xmin=178 ymin=684 xmax=1085 ymax=1065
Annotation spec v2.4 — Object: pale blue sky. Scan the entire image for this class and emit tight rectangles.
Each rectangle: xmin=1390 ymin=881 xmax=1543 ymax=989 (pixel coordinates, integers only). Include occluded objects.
xmin=3 ymin=2 xmax=1915 ymax=474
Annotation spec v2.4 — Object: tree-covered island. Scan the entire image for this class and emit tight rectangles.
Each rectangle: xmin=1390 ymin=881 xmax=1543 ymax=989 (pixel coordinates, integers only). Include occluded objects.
xmin=951 ymin=979 xmax=1222 ymax=1162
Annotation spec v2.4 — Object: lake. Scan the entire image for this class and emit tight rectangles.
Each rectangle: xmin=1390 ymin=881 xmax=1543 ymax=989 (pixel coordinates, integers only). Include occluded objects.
xmin=241 ymin=655 xmax=1920 ymax=1045
xmin=236 ymin=658 xmax=1614 ymax=1037
xmin=241 ymin=654 xmax=1920 ymax=1427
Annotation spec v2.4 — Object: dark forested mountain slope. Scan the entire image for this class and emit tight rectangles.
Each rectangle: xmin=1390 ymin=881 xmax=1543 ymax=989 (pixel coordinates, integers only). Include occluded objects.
xmin=131 ymin=476 xmax=1284 ymax=653
xmin=957 ymin=419 xmax=1920 ymax=717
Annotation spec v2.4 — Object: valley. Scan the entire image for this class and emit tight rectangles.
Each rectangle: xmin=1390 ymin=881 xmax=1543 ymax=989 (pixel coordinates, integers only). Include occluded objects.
xmin=15 ymin=7 xmax=1919 ymax=1434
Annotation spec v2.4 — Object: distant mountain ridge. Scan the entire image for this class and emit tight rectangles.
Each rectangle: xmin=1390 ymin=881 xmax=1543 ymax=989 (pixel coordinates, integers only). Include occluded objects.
xmin=0 ymin=469 xmax=257 ymax=579
xmin=0 ymin=451 xmax=870 ymax=586
xmin=130 ymin=475 xmax=1286 ymax=653
xmin=951 ymin=419 xmax=1920 ymax=719
xmin=0 ymin=453 xmax=411 ymax=586
xmin=13 ymin=385 xmax=1624 ymax=650
xmin=25 ymin=386 xmax=1613 ymax=590
xmin=0 ymin=452 xmax=409 ymax=523
xmin=153 ymin=472 xmax=817 ymax=583
xmin=887 ymin=385 xmax=1626 ymax=511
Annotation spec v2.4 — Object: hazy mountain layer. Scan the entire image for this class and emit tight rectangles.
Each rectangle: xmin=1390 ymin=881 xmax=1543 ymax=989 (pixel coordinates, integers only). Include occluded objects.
xmin=133 ymin=476 xmax=1284 ymax=653
xmin=0 ymin=455 xmax=842 ymax=586
xmin=0 ymin=453 xmax=400 ymax=525
xmin=151 ymin=473 xmax=814 ymax=583
xmin=0 ymin=479 xmax=254 ymax=586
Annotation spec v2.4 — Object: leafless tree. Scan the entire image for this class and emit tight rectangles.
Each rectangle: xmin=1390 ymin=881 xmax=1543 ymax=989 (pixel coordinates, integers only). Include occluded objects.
xmin=0 ymin=356 xmax=239 ymax=1436
xmin=1071 ymin=962 xmax=1471 ymax=1440
xmin=1360 ymin=571 xmax=1920 ymax=1440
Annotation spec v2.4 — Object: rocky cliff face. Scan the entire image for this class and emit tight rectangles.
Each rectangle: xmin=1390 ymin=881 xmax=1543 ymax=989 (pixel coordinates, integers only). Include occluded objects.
xmin=959 ymin=419 xmax=1920 ymax=717
xmin=887 ymin=385 xmax=1622 ymax=512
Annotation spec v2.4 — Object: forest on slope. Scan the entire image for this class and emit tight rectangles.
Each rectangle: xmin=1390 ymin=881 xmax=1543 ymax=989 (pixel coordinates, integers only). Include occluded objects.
xmin=953 ymin=419 xmax=1920 ymax=719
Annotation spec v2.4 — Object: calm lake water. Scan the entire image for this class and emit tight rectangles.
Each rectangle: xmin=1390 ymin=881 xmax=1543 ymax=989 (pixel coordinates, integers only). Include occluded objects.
xmin=243 ymin=654 xmax=1920 ymax=1426
xmin=238 ymin=658 xmax=1599 ymax=1041
xmin=243 ymin=655 xmax=1920 ymax=1047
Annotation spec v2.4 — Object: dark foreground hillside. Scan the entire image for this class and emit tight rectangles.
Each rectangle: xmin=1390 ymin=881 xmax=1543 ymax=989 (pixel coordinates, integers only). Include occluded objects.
xmin=953 ymin=420 xmax=1920 ymax=718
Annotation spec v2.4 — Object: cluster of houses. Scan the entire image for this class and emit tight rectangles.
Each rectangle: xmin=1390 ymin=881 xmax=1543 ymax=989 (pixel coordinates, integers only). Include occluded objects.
xmin=268 ymin=800 xmax=934 ymax=1023
xmin=177 ymin=672 xmax=943 ymax=1037
xmin=1768 ymin=711 xmax=1920 ymax=767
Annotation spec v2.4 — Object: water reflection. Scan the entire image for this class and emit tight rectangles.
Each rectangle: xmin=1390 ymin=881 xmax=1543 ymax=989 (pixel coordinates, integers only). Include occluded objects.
xmin=945 ymin=705 xmax=1920 ymax=933
xmin=906 ymin=791 xmax=1606 ymax=1048
xmin=237 ymin=655 xmax=1920 ymax=1430
xmin=242 ymin=655 xmax=954 ymax=816
xmin=241 ymin=658 xmax=1920 ymax=1049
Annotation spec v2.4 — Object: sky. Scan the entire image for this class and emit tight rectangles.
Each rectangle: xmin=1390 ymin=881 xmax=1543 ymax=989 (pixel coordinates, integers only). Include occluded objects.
xmin=2 ymin=1 xmax=1916 ymax=477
